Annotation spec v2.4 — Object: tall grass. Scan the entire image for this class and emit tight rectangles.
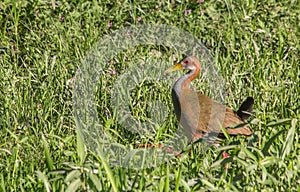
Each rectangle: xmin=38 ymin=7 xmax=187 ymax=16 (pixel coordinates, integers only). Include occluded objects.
xmin=0 ymin=0 xmax=299 ymax=191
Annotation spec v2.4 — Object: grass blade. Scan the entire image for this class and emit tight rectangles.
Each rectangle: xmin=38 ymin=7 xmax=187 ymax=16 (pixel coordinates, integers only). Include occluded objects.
xmin=174 ymin=167 xmax=181 ymax=192
xmin=96 ymin=148 xmax=118 ymax=192
xmin=89 ymin=172 xmax=102 ymax=191
xmin=164 ymin=163 xmax=170 ymax=192
xmin=266 ymin=118 xmax=291 ymax=127
xmin=36 ymin=171 xmax=51 ymax=192
xmin=280 ymin=119 xmax=297 ymax=160
xmin=202 ymin=179 xmax=218 ymax=191
xmin=76 ymin=129 xmax=87 ymax=165
xmin=65 ymin=170 xmax=81 ymax=183
xmin=262 ymin=130 xmax=284 ymax=155
xmin=42 ymin=136 xmax=54 ymax=171
xmin=66 ymin=178 xmax=81 ymax=192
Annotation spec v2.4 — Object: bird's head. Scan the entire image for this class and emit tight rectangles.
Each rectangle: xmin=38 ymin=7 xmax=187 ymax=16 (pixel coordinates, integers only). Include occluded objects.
xmin=164 ymin=56 xmax=201 ymax=74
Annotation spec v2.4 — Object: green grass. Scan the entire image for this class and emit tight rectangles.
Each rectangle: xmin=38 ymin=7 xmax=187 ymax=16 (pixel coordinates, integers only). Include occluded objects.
xmin=0 ymin=0 xmax=299 ymax=191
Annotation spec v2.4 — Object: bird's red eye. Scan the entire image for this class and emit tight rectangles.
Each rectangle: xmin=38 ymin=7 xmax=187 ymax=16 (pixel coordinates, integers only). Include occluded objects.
xmin=183 ymin=60 xmax=189 ymax=64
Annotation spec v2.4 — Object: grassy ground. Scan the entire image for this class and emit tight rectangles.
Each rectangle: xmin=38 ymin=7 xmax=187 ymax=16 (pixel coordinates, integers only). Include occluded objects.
xmin=0 ymin=0 xmax=299 ymax=191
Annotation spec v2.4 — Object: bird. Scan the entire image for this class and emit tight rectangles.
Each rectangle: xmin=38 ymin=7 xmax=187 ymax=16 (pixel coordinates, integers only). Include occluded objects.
xmin=164 ymin=56 xmax=254 ymax=142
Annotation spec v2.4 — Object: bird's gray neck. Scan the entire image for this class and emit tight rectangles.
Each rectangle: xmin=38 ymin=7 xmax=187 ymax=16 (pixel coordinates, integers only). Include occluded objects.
xmin=173 ymin=71 xmax=193 ymax=97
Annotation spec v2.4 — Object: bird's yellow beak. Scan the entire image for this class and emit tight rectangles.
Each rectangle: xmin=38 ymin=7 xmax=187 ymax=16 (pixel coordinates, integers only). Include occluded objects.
xmin=163 ymin=63 xmax=183 ymax=74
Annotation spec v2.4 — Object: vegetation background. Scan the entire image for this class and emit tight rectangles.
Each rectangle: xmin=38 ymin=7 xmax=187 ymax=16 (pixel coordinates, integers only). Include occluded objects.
xmin=0 ymin=0 xmax=299 ymax=191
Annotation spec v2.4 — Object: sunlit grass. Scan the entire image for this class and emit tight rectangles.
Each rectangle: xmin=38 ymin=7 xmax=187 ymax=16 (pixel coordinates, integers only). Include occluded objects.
xmin=0 ymin=0 xmax=299 ymax=191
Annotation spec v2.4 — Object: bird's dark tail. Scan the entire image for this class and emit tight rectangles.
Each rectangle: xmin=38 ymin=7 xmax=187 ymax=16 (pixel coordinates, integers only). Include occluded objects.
xmin=237 ymin=97 xmax=254 ymax=121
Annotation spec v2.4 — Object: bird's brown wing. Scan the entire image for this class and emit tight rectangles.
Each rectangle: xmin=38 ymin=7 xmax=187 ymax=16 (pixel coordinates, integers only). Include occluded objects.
xmin=180 ymin=92 xmax=226 ymax=140
xmin=176 ymin=90 xmax=252 ymax=141
xmin=223 ymin=107 xmax=252 ymax=135
xmin=197 ymin=93 xmax=252 ymax=136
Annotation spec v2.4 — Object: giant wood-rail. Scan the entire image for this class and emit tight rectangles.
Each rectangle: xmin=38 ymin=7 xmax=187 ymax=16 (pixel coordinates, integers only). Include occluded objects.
xmin=164 ymin=56 xmax=254 ymax=142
